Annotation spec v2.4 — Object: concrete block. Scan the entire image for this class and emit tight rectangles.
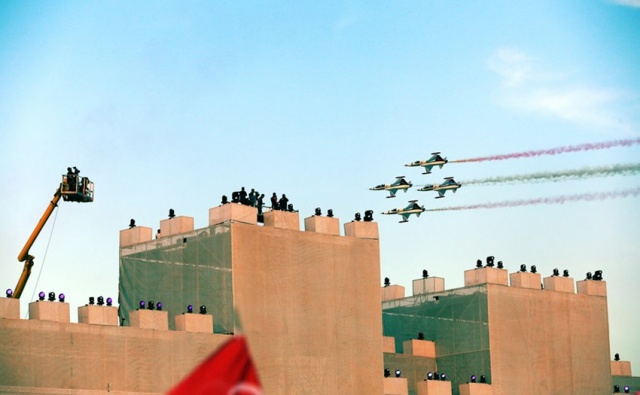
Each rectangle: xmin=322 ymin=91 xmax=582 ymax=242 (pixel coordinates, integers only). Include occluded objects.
xmin=209 ymin=204 xmax=257 ymax=226
xmin=416 ymin=379 xmax=453 ymax=395
xmin=0 ymin=297 xmax=20 ymax=319
xmin=576 ymin=280 xmax=607 ymax=297
xmin=344 ymin=221 xmax=379 ymax=239
xmin=263 ymin=210 xmax=299 ymax=230
xmin=543 ymin=276 xmax=575 ymax=293
xmin=382 ymin=285 xmax=405 ymax=301
xmin=78 ymin=305 xmax=119 ymax=326
xmin=413 ymin=277 xmax=445 ymax=295
xmin=510 ymin=271 xmax=542 ymax=290
xmin=159 ymin=216 xmax=194 ymax=237
xmin=28 ymin=301 xmax=70 ymax=323
xmin=175 ymin=313 xmax=213 ymax=333
xmin=464 ymin=267 xmax=508 ymax=287
xmin=402 ymin=339 xmax=436 ymax=358
xmin=383 ymin=336 xmax=396 ymax=353
xmin=119 ymin=226 xmax=153 ymax=247
xmin=304 ymin=215 xmax=340 ymax=235
xmin=384 ymin=377 xmax=408 ymax=395
xmin=459 ymin=382 xmax=492 ymax=395
xmin=129 ymin=309 xmax=168 ymax=330
xmin=611 ymin=360 xmax=632 ymax=376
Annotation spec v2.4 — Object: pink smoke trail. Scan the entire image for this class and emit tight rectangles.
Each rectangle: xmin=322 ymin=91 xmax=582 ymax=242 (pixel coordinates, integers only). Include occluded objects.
xmin=426 ymin=187 xmax=640 ymax=212
xmin=450 ymin=138 xmax=640 ymax=163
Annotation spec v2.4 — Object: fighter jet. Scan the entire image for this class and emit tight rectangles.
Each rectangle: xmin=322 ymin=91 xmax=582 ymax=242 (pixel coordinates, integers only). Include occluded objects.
xmin=418 ymin=177 xmax=462 ymax=198
xmin=381 ymin=200 xmax=425 ymax=223
xmin=370 ymin=176 xmax=412 ymax=198
xmin=405 ymin=152 xmax=448 ymax=174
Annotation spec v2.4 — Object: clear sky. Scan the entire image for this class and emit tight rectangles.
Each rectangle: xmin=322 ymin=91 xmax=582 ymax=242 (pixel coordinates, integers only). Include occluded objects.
xmin=1 ymin=0 xmax=639 ymax=369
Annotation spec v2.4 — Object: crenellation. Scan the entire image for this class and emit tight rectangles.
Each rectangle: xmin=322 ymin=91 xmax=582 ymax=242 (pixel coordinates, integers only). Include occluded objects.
xmin=304 ymin=214 xmax=340 ymax=235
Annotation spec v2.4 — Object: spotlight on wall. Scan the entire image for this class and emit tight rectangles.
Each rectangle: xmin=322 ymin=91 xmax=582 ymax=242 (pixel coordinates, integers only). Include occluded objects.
xmin=615 ymin=353 xmax=620 ymax=361
xmin=156 ymin=302 xmax=163 ymax=311
xmin=614 ymin=385 xmax=620 ymax=393
xmin=148 ymin=301 xmax=155 ymax=310
xmin=433 ymin=371 xmax=439 ymax=380
xmin=288 ymin=204 xmax=294 ymax=212
xmin=486 ymin=256 xmax=494 ymax=267
xmin=586 ymin=272 xmax=592 ymax=280
xmin=364 ymin=210 xmax=374 ymax=222
xmin=480 ymin=375 xmax=487 ymax=383
xmin=97 ymin=296 xmax=105 ymax=306
xmin=395 ymin=369 xmax=401 ymax=378
xmin=422 ymin=270 xmax=429 ymax=279
xmin=187 ymin=304 xmax=194 ymax=313
xmin=426 ymin=372 xmax=433 ymax=380
xmin=624 ymin=386 xmax=630 ymax=393
xmin=519 ymin=264 xmax=527 ymax=273
xmin=169 ymin=209 xmax=175 ymax=218
xmin=58 ymin=293 xmax=65 ymax=303
xmin=354 ymin=212 xmax=361 ymax=221
xmin=384 ymin=277 xmax=390 ymax=287
xmin=200 ymin=305 xmax=207 ymax=314
xmin=418 ymin=332 xmax=424 ymax=340
xmin=129 ymin=219 xmax=136 ymax=228
xmin=593 ymin=270 xmax=603 ymax=281
xmin=48 ymin=292 xmax=56 ymax=302
xmin=315 ymin=207 xmax=322 ymax=216
xmin=106 ymin=297 xmax=113 ymax=306
xmin=470 ymin=375 xmax=477 ymax=383
xmin=5 ymin=289 xmax=12 ymax=298
xmin=89 ymin=296 xmax=95 ymax=305
xmin=530 ymin=265 xmax=537 ymax=274
xmin=38 ymin=291 xmax=46 ymax=301
xmin=327 ymin=209 xmax=334 ymax=218
xmin=139 ymin=300 xmax=145 ymax=310
xmin=497 ymin=261 xmax=504 ymax=269
xmin=221 ymin=195 xmax=228 ymax=204
xmin=563 ymin=269 xmax=569 ymax=277
xmin=476 ymin=259 xmax=483 ymax=268
xmin=384 ymin=368 xmax=390 ymax=378
xmin=440 ymin=373 xmax=447 ymax=381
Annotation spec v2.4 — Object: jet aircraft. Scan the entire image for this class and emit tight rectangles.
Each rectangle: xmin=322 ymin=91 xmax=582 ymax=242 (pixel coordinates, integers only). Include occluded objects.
xmin=370 ymin=176 xmax=412 ymax=198
xmin=418 ymin=177 xmax=462 ymax=198
xmin=381 ymin=200 xmax=425 ymax=223
xmin=405 ymin=152 xmax=448 ymax=174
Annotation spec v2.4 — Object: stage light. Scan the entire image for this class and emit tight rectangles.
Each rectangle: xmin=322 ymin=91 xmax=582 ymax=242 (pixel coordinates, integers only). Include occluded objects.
xmin=221 ymin=195 xmax=228 ymax=204
xmin=624 ymin=386 xmax=630 ymax=393
xmin=148 ymin=301 xmax=155 ymax=310
xmin=593 ymin=270 xmax=603 ymax=281
xmin=470 ymin=375 xmax=477 ymax=383
xmin=48 ymin=292 xmax=55 ymax=302
xmin=418 ymin=331 xmax=424 ymax=340
xmin=327 ymin=209 xmax=333 ymax=217
xmin=553 ymin=268 xmax=559 ymax=276
xmin=58 ymin=293 xmax=65 ymax=302
xmin=39 ymin=291 xmax=45 ymax=301
xmin=476 ymin=259 xmax=483 ymax=268
xmin=315 ymin=207 xmax=322 ymax=216
xmin=395 ymin=369 xmax=401 ymax=378
xmin=440 ymin=373 xmax=447 ymax=381
xmin=563 ymin=269 xmax=569 ymax=277
xmin=106 ymin=297 xmax=113 ymax=306
xmin=97 ymin=296 xmax=104 ymax=306
xmin=364 ymin=210 xmax=374 ymax=222
xmin=384 ymin=368 xmax=390 ymax=378
xmin=519 ymin=264 xmax=526 ymax=272
xmin=422 ymin=270 xmax=429 ymax=279
xmin=200 ymin=305 xmax=207 ymax=314
xmin=486 ymin=256 xmax=494 ymax=267
xmin=497 ymin=261 xmax=504 ymax=269
xmin=169 ymin=209 xmax=175 ymax=218
xmin=129 ymin=219 xmax=136 ymax=228
xmin=480 ymin=375 xmax=486 ymax=383
xmin=187 ymin=304 xmax=194 ymax=313
xmin=614 ymin=384 xmax=620 ymax=393
xmin=354 ymin=212 xmax=361 ymax=221
xmin=384 ymin=277 xmax=390 ymax=287
xmin=139 ymin=300 xmax=145 ymax=309
xmin=586 ymin=272 xmax=592 ymax=280
xmin=88 ymin=296 xmax=95 ymax=305
xmin=433 ymin=371 xmax=439 ymax=380
xmin=530 ymin=265 xmax=537 ymax=274
xmin=288 ymin=204 xmax=294 ymax=212
xmin=157 ymin=302 xmax=163 ymax=311
xmin=5 ymin=289 xmax=12 ymax=298
xmin=615 ymin=353 xmax=620 ymax=361
xmin=427 ymin=372 xmax=433 ymax=380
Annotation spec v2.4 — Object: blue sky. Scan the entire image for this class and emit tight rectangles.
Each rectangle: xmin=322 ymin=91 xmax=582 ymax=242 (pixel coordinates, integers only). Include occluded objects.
xmin=1 ymin=1 xmax=639 ymax=368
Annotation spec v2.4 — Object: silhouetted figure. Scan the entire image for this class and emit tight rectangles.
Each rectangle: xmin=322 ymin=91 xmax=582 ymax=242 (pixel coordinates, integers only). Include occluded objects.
xmin=257 ymin=194 xmax=265 ymax=215
xmin=221 ymin=195 xmax=229 ymax=205
xmin=169 ymin=209 xmax=175 ymax=219
xmin=418 ymin=332 xmax=424 ymax=340
xmin=239 ymin=187 xmax=248 ymax=205
xmin=279 ymin=194 xmax=289 ymax=211
xmin=249 ymin=189 xmax=257 ymax=207
xmin=384 ymin=277 xmax=390 ymax=287
xmin=270 ymin=193 xmax=278 ymax=210
xmin=67 ymin=167 xmax=76 ymax=191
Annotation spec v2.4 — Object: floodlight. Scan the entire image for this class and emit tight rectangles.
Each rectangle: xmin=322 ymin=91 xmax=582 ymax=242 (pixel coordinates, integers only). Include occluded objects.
xmin=106 ymin=297 xmax=113 ymax=306
xmin=187 ymin=304 xmax=194 ymax=313
xmin=364 ymin=210 xmax=374 ymax=222
xmin=39 ymin=291 xmax=45 ymax=301
xmin=476 ymin=259 xmax=483 ymax=268
xmin=519 ymin=264 xmax=527 ymax=272
xmin=433 ymin=371 xmax=439 ymax=380
xmin=624 ymin=386 xmax=630 ymax=393
xmin=486 ymin=256 xmax=494 ymax=267
xmin=221 ymin=195 xmax=228 ymax=204
xmin=422 ymin=270 xmax=429 ymax=279
xmin=384 ymin=368 xmax=390 ymax=378
xmin=48 ymin=292 xmax=56 ymax=302
xmin=315 ymin=207 xmax=322 ymax=216
xmin=157 ymin=302 xmax=163 ymax=311
xmin=139 ymin=300 xmax=145 ymax=309
xmin=563 ymin=269 xmax=569 ymax=277
xmin=199 ymin=305 xmax=207 ymax=314
xmin=480 ymin=375 xmax=486 ymax=383
xmin=395 ymin=369 xmax=401 ymax=378
xmin=615 ymin=353 xmax=620 ymax=361
xmin=553 ymin=268 xmax=559 ymax=276
xmin=89 ymin=297 xmax=95 ymax=305
xmin=614 ymin=385 xmax=620 ymax=393
xmin=148 ymin=301 xmax=155 ymax=310
xmin=384 ymin=277 xmax=390 ymax=287
xmin=586 ymin=272 xmax=592 ymax=280
xmin=129 ymin=219 xmax=136 ymax=228
xmin=470 ymin=375 xmax=477 ymax=383
xmin=169 ymin=209 xmax=175 ymax=218
xmin=5 ymin=289 xmax=12 ymax=298
xmin=327 ymin=209 xmax=334 ymax=218
xmin=58 ymin=293 xmax=65 ymax=302
xmin=440 ymin=373 xmax=447 ymax=381
xmin=593 ymin=270 xmax=603 ymax=281
xmin=97 ymin=296 xmax=104 ymax=306
xmin=434 ymin=296 xmax=440 ymax=301
xmin=418 ymin=332 xmax=424 ymax=340
xmin=530 ymin=265 xmax=537 ymax=274
xmin=497 ymin=261 xmax=504 ymax=269
xmin=354 ymin=212 xmax=361 ymax=221
xmin=427 ymin=372 xmax=433 ymax=380
xmin=288 ymin=204 xmax=294 ymax=212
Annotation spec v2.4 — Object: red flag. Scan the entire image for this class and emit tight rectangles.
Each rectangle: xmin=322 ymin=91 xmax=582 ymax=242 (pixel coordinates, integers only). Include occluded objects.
xmin=167 ymin=335 xmax=262 ymax=395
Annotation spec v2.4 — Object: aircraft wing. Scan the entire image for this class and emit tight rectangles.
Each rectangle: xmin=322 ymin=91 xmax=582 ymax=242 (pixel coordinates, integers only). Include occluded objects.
xmin=437 ymin=190 xmax=446 ymax=197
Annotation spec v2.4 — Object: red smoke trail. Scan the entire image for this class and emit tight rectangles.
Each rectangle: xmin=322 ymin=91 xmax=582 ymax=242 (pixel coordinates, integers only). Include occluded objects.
xmin=426 ymin=187 xmax=640 ymax=212
xmin=451 ymin=138 xmax=640 ymax=163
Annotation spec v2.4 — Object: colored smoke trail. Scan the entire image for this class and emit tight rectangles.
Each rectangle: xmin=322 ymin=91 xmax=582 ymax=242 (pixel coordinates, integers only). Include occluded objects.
xmin=450 ymin=138 xmax=640 ymax=163
xmin=426 ymin=187 xmax=640 ymax=212
xmin=462 ymin=163 xmax=640 ymax=186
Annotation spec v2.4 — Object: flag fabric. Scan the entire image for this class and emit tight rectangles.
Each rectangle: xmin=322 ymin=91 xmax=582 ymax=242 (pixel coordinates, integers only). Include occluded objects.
xmin=167 ymin=335 xmax=262 ymax=395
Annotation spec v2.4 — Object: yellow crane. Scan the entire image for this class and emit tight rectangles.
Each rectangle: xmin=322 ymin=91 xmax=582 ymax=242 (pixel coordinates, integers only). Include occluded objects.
xmin=11 ymin=168 xmax=94 ymax=298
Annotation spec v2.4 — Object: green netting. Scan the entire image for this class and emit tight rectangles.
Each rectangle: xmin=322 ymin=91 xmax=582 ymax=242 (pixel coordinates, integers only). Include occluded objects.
xmin=382 ymin=285 xmax=490 ymax=395
xmin=118 ymin=223 xmax=233 ymax=333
